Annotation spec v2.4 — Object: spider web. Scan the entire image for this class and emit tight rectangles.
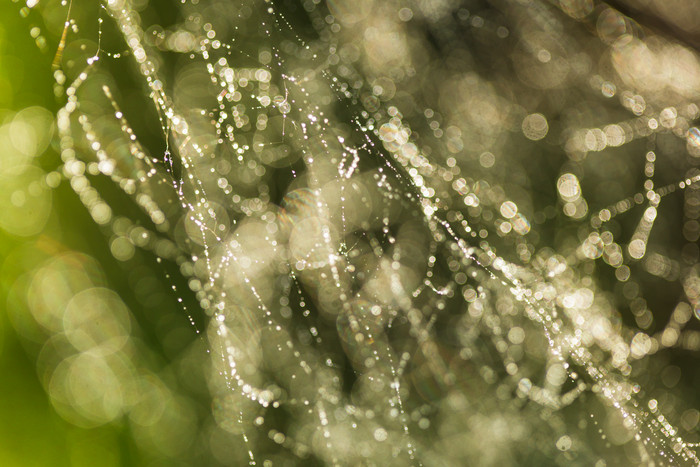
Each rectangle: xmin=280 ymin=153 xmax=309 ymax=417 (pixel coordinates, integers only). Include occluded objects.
xmin=10 ymin=0 xmax=700 ymax=464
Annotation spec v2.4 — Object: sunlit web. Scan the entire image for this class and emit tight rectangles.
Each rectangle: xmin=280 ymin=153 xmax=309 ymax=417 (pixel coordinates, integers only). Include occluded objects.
xmin=11 ymin=0 xmax=700 ymax=465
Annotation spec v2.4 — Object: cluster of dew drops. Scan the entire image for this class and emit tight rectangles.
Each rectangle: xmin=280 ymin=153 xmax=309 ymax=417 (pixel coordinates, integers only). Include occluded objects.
xmin=16 ymin=0 xmax=700 ymax=464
